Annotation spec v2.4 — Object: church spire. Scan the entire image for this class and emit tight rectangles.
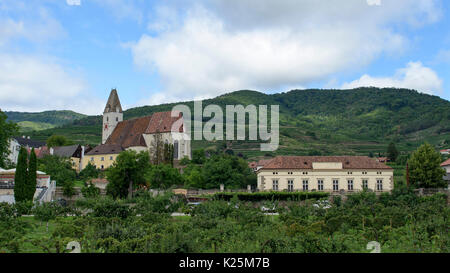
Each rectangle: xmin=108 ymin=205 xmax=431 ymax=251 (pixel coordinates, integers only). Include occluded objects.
xmin=104 ymin=88 xmax=123 ymax=113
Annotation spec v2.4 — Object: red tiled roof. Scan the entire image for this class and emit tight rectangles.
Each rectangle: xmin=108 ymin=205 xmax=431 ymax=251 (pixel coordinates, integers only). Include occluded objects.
xmin=257 ymin=159 xmax=272 ymax=167
xmin=105 ymin=111 xmax=184 ymax=149
xmin=145 ymin=111 xmax=183 ymax=134
xmin=441 ymin=158 xmax=450 ymax=167
xmin=106 ymin=116 xmax=152 ymax=148
xmin=261 ymin=156 xmax=392 ymax=170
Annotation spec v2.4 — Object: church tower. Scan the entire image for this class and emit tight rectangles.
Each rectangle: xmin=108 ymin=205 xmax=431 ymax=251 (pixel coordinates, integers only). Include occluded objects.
xmin=102 ymin=89 xmax=123 ymax=144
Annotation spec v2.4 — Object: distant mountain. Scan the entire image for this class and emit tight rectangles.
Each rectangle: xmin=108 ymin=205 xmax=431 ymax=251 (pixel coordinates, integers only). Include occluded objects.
xmin=26 ymin=88 xmax=450 ymax=159
xmin=5 ymin=110 xmax=86 ymax=132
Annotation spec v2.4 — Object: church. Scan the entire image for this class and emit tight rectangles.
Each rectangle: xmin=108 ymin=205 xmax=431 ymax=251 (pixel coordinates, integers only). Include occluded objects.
xmin=81 ymin=89 xmax=191 ymax=170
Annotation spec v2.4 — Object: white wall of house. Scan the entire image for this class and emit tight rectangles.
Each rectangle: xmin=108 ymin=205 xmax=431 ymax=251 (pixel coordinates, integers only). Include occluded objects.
xmin=257 ymin=168 xmax=394 ymax=192
xmin=7 ymin=138 xmax=20 ymax=165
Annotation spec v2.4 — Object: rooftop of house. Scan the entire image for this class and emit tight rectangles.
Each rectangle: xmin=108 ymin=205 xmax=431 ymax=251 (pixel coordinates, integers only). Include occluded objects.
xmin=260 ymin=156 xmax=393 ymax=170
xmin=105 ymin=111 xmax=183 ymax=149
xmin=52 ymin=145 xmax=81 ymax=158
xmin=441 ymin=158 xmax=450 ymax=167
xmin=14 ymin=136 xmax=46 ymax=148
xmin=257 ymin=159 xmax=272 ymax=166
xmin=86 ymin=144 xmax=124 ymax=156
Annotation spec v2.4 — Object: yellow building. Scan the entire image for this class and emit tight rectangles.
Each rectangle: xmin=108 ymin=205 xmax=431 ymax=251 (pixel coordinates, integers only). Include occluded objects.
xmin=257 ymin=156 xmax=394 ymax=193
xmin=81 ymin=144 xmax=123 ymax=170
xmin=51 ymin=145 xmax=84 ymax=172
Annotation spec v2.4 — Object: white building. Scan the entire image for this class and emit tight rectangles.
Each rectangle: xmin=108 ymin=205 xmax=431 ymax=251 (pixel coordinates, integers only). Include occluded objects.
xmin=7 ymin=138 xmax=20 ymax=165
xmin=257 ymin=156 xmax=394 ymax=193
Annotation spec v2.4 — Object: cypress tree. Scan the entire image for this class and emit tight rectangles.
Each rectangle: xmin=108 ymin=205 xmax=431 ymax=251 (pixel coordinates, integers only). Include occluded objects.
xmin=27 ymin=148 xmax=37 ymax=201
xmin=387 ymin=142 xmax=399 ymax=162
xmin=14 ymin=147 xmax=28 ymax=203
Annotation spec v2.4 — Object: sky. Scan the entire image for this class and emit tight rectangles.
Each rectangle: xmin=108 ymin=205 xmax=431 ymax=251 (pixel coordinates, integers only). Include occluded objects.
xmin=0 ymin=0 xmax=449 ymax=115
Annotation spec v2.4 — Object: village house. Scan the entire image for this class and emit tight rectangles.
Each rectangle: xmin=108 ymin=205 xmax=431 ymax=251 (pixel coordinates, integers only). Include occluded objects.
xmin=81 ymin=89 xmax=191 ymax=171
xmin=7 ymin=136 xmax=46 ymax=165
xmin=50 ymin=144 xmax=88 ymax=172
xmin=440 ymin=149 xmax=450 ymax=155
xmin=257 ymin=156 xmax=394 ymax=193
xmin=82 ymin=144 xmax=123 ymax=170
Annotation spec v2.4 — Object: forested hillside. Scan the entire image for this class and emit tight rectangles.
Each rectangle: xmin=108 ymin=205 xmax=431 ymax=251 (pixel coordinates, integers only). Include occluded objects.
xmin=24 ymin=88 xmax=450 ymax=159
xmin=6 ymin=110 xmax=86 ymax=132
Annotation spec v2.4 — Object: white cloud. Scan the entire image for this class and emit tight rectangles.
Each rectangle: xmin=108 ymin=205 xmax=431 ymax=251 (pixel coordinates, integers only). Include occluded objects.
xmin=0 ymin=2 xmax=66 ymax=45
xmin=341 ymin=61 xmax=443 ymax=95
xmin=66 ymin=0 xmax=81 ymax=6
xmin=130 ymin=0 xmax=442 ymax=103
xmin=367 ymin=0 xmax=382 ymax=6
xmin=0 ymin=54 xmax=102 ymax=115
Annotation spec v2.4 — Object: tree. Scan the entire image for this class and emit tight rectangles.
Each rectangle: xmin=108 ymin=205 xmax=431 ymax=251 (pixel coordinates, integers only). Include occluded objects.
xmin=184 ymin=167 xmax=204 ymax=189
xmin=106 ymin=150 xmax=150 ymax=199
xmin=407 ymin=143 xmax=446 ymax=188
xmin=202 ymin=154 xmax=256 ymax=189
xmin=0 ymin=110 xmax=19 ymax=168
xmin=163 ymin=143 xmax=174 ymax=166
xmin=63 ymin=180 xmax=76 ymax=198
xmin=146 ymin=164 xmax=183 ymax=189
xmin=78 ymin=162 xmax=100 ymax=181
xmin=387 ymin=142 xmax=399 ymax=162
xmin=27 ymin=148 xmax=37 ymax=201
xmin=33 ymin=202 xmax=60 ymax=232
xmin=150 ymin=133 xmax=165 ymax=165
xmin=38 ymin=155 xmax=76 ymax=187
xmin=179 ymin=156 xmax=191 ymax=166
xmin=14 ymin=147 xmax=28 ymax=203
xmin=192 ymin=149 xmax=206 ymax=164
xmin=46 ymin=135 xmax=70 ymax=148
xmin=81 ymin=182 xmax=100 ymax=198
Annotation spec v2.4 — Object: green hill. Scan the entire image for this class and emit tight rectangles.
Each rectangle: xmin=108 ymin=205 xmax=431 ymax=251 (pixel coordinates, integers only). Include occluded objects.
xmin=25 ymin=88 xmax=450 ymax=159
xmin=5 ymin=110 xmax=86 ymax=132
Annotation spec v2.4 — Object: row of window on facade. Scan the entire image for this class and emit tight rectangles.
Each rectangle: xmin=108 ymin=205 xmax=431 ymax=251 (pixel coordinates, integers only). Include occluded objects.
xmin=273 ymin=171 xmax=383 ymax=175
xmin=90 ymin=156 xmax=115 ymax=162
xmin=272 ymin=179 xmax=384 ymax=191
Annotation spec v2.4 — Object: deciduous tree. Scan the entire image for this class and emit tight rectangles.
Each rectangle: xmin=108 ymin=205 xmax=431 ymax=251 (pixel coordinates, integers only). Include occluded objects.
xmin=407 ymin=143 xmax=446 ymax=188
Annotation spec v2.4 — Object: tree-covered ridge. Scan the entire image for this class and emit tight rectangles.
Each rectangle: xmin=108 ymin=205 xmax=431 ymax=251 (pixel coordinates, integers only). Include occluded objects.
xmin=5 ymin=110 xmax=87 ymax=130
xmin=24 ymin=87 xmax=450 ymax=157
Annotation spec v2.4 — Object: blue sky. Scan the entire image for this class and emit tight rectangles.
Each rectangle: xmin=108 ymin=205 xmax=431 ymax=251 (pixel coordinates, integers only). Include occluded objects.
xmin=0 ymin=0 xmax=449 ymax=115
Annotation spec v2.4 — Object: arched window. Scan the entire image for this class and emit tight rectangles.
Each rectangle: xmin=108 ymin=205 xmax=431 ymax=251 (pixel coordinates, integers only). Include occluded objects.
xmin=174 ymin=140 xmax=179 ymax=159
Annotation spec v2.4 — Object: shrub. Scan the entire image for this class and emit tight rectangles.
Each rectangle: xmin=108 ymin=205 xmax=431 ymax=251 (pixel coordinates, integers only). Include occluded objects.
xmin=213 ymin=191 xmax=329 ymax=202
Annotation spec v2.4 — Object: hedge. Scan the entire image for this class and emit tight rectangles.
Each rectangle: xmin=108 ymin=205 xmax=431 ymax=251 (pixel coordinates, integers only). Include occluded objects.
xmin=212 ymin=191 xmax=330 ymax=201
